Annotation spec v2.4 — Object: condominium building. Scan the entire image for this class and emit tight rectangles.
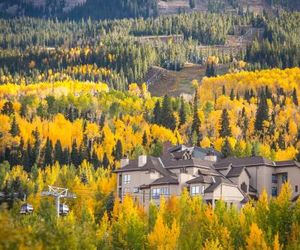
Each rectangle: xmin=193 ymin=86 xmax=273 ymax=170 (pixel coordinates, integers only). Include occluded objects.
xmin=114 ymin=145 xmax=300 ymax=207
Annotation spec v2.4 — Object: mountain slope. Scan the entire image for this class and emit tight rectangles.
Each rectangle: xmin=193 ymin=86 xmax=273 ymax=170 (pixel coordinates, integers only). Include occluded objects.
xmin=1 ymin=0 xmax=298 ymax=19
xmin=0 ymin=0 xmax=157 ymax=19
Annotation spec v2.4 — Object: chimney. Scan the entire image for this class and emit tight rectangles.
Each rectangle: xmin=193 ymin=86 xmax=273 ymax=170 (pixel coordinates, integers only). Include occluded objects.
xmin=120 ymin=158 xmax=129 ymax=168
xmin=204 ymin=155 xmax=218 ymax=162
xmin=138 ymin=155 xmax=147 ymax=167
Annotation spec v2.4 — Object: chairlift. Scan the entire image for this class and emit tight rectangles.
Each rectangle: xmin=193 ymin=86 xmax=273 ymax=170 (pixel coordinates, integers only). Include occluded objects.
xmin=20 ymin=203 xmax=34 ymax=215
xmin=59 ymin=203 xmax=69 ymax=216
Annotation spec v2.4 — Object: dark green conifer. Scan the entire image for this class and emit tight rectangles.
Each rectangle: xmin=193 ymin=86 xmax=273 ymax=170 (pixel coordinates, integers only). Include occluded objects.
xmin=102 ymin=153 xmax=110 ymax=169
xmin=255 ymin=90 xmax=269 ymax=131
xmin=54 ymin=140 xmax=63 ymax=164
xmin=10 ymin=116 xmax=20 ymax=137
xmin=219 ymin=109 xmax=232 ymax=137
xmin=44 ymin=137 xmax=53 ymax=167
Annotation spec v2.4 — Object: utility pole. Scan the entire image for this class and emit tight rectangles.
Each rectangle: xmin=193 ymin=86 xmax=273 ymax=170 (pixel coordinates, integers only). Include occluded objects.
xmin=41 ymin=186 xmax=76 ymax=217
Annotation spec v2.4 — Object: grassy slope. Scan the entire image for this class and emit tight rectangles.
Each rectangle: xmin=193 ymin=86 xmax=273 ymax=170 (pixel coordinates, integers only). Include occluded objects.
xmin=147 ymin=63 xmax=229 ymax=97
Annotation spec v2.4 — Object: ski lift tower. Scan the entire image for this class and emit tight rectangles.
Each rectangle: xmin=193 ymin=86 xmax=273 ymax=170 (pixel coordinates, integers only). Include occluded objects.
xmin=41 ymin=186 xmax=76 ymax=217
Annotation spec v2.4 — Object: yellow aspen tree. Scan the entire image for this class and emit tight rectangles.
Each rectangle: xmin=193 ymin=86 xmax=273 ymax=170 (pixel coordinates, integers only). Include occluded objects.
xmin=203 ymin=238 xmax=223 ymax=250
xmin=97 ymin=212 xmax=112 ymax=249
xmin=273 ymin=233 xmax=282 ymax=250
xmin=148 ymin=213 xmax=180 ymax=250
xmin=246 ymin=223 xmax=268 ymax=250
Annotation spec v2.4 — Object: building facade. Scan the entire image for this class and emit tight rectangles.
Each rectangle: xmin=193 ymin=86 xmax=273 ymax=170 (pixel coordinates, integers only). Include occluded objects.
xmin=114 ymin=145 xmax=300 ymax=208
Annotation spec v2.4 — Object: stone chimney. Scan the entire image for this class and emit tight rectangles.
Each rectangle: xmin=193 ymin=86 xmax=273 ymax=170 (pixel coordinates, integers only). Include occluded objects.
xmin=138 ymin=155 xmax=147 ymax=167
xmin=204 ymin=155 xmax=218 ymax=162
xmin=120 ymin=158 xmax=129 ymax=168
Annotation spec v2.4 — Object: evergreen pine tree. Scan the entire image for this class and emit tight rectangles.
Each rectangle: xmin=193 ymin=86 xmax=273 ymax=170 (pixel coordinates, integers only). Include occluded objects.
xmin=102 ymin=153 xmax=110 ymax=169
xmin=221 ymin=138 xmax=232 ymax=157
xmin=222 ymin=85 xmax=226 ymax=95
xmin=278 ymin=132 xmax=286 ymax=150
xmin=22 ymin=145 xmax=31 ymax=172
xmin=44 ymin=137 xmax=53 ymax=167
xmin=292 ymin=88 xmax=298 ymax=106
xmin=113 ymin=139 xmax=123 ymax=161
xmin=179 ymin=97 xmax=186 ymax=126
xmin=71 ymin=140 xmax=80 ymax=167
xmin=2 ymin=101 xmax=14 ymax=116
xmin=161 ymin=95 xmax=176 ymax=130
xmin=32 ymin=128 xmax=41 ymax=165
xmin=255 ymin=91 xmax=269 ymax=132
xmin=79 ymin=143 xmax=88 ymax=165
xmin=91 ymin=151 xmax=100 ymax=169
xmin=62 ymin=148 xmax=70 ymax=165
xmin=10 ymin=116 xmax=20 ymax=137
xmin=230 ymin=89 xmax=235 ymax=101
xmin=153 ymin=100 xmax=161 ymax=124
xmin=142 ymin=131 xmax=148 ymax=146
xmin=191 ymin=89 xmax=202 ymax=144
xmin=99 ymin=113 xmax=106 ymax=128
xmin=54 ymin=140 xmax=63 ymax=164
xmin=219 ymin=109 xmax=232 ymax=137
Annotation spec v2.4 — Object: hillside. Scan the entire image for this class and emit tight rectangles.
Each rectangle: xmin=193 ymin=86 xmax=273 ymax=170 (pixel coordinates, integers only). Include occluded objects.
xmin=145 ymin=63 xmax=229 ymax=97
xmin=0 ymin=0 xmax=298 ymax=19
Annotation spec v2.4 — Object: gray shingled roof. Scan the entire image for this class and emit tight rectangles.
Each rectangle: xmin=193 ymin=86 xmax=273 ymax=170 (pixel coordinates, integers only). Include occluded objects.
xmin=114 ymin=156 xmax=176 ymax=177
xmin=160 ymin=157 xmax=213 ymax=169
xmin=249 ymin=185 xmax=257 ymax=193
xmin=193 ymin=146 xmax=223 ymax=158
xmin=226 ymin=166 xmax=251 ymax=178
xmin=214 ymin=156 xmax=275 ymax=169
xmin=198 ymin=168 xmax=221 ymax=176
xmin=226 ymin=166 xmax=245 ymax=177
xmin=275 ymin=160 xmax=300 ymax=168
xmin=204 ymin=176 xmax=233 ymax=193
xmin=186 ymin=175 xmax=213 ymax=184
xmin=150 ymin=176 xmax=179 ymax=186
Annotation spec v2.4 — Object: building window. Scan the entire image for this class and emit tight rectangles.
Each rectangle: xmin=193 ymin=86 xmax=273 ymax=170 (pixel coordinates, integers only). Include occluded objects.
xmin=191 ymin=186 xmax=200 ymax=196
xmin=272 ymin=174 xmax=278 ymax=184
xmin=152 ymin=188 xmax=160 ymax=199
xmin=295 ymin=185 xmax=298 ymax=193
xmin=180 ymin=168 xmax=187 ymax=173
xmin=119 ymin=174 xmax=122 ymax=186
xmin=118 ymin=187 xmax=122 ymax=199
xmin=282 ymin=173 xmax=288 ymax=183
xmin=272 ymin=187 xmax=278 ymax=197
xmin=160 ymin=187 xmax=170 ymax=196
xmin=241 ymin=182 xmax=248 ymax=192
xmin=124 ymin=174 xmax=131 ymax=184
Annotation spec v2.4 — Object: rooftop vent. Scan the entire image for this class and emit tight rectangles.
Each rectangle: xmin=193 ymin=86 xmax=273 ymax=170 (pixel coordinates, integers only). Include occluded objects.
xmin=138 ymin=155 xmax=147 ymax=167
xmin=120 ymin=158 xmax=129 ymax=168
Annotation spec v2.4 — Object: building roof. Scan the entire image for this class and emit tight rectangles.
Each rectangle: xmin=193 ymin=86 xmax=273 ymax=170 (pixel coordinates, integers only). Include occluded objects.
xmin=168 ymin=144 xmax=222 ymax=159
xmin=150 ymin=176 xmax=179 ymax=186
xmin=204 ymin=176 xmax=234 ymax=193
xmin=186 ymin=175 xmax=213 ymax=184
xmin=192 ymin=146 xmax=223 ymax=158
xmin=160 ymin=157 xmax=213 ymax=169
xmin=226 ymin=166 xmax=251 ymax=178
xmin=114 ymin=156 xmax=176 ymax=177
xmin=275 ymin=160 xmax=300 ymax=168
xmin=249 ymin=185 xmax=257 ymax=193
xmin=214 ymin=156 xmax=275 ymax=169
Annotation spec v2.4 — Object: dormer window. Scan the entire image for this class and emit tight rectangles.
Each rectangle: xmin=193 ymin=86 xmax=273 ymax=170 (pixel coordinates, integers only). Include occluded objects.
xmin=180 ymin=168 xmax=187 ymax=173
xmin=124 ymin=174 xmax=131 ymax=184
